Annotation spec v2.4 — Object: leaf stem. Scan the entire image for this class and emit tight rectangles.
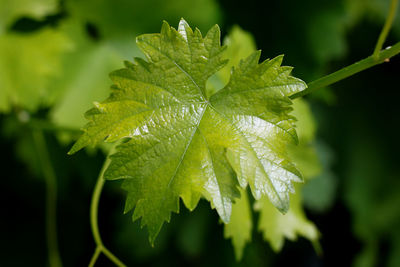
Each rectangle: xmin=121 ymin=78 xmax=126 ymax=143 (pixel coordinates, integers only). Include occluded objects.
xmin=290 ymin=41 xmax=400 ymax=99
xmin=32 ymin=130 xmax=63 ymax=267
xmin=89 ymin=147 xmax=127 ymax=267
xmin=373 ymin=0 xmax=399 ymax=59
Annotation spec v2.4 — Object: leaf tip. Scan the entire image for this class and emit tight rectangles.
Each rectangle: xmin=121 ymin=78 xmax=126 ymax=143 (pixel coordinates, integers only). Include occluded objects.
xmin=269 ymin=54 xmax=284 ymax=67
xmin=148 ymin=236 xmax=156 ymax=247
xmin=161 ymin=20 xmax=171 ymax=34
xmin=67 ymin=133 xmax=90 ymax=155
xmin=275 ymin=198 xmax=290 ymax=214
xmin=178 ymin=18 xmax=189 ymax=28
xmin=67 ymin=143 xmax=80 ymax=155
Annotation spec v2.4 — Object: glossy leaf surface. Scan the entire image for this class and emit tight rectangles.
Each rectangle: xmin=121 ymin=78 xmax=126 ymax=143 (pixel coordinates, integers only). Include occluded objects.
xmin=70 ymin=20 xmax=306 ymax=243
xmin=256 ymin=98 xmax=320 ymax=252
xmin=218 ymin=26 xmax=321 ymax=259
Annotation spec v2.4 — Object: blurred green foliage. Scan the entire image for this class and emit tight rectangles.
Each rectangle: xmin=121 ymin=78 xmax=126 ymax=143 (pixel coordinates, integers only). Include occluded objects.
xmin=1 ymin=0 xmax=400 ymax=266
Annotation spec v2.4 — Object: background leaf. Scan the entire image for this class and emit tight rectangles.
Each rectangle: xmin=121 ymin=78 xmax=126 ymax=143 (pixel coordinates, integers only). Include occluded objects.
xmin=0 ymin=0 xmax=58 ymax=34
xmin=0 ymin=27 xmax=72 ymax=112
xmin=223 ymin=188 xmax=252 ymax=260
xmin=255 ymin=184 xmax=319 ymax=252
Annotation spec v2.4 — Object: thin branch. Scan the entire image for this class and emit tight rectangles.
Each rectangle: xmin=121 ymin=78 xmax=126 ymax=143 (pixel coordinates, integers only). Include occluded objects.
xmin=88 ymin=247 xmax=102 ymax=267
xmin=290 ymin=41 xmax=400 ymax=99
xmin=33 ymin=130 xmax=63 ymax=267
xmin=89 ymin=146 xmax=127 ymax=267
xmin=373 ymin=0 xmax=399 ymax=59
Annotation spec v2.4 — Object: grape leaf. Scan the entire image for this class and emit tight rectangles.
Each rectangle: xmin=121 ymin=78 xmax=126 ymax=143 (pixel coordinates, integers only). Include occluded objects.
xmin=69 ymin=19 xmax=306 ymax=243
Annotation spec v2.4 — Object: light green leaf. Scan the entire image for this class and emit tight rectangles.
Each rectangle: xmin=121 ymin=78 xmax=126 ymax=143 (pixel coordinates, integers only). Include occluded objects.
xmin=224 ymin=188 xmax=252 ymax=260
xmin=288 ymin=99 xmax=321 ymax=179
xmin=219 ymin=26 xmax=256 ymax=84
xmin=0 ymin=28 xmax=72 ymax=112
xmin=69 ymin=20 xmax=306 ymax=243
xmin=255 ymin=184 xmax=319 ymax=252
xmin=0 ymin=0 xmax=58 ymax=34
xmin=206 ymin=25 xmax=257 ymax=96
xmin=290 ymin=99 xmax=316 ymax=143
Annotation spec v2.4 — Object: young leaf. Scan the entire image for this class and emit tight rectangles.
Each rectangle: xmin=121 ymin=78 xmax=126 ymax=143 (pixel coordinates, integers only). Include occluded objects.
xmin=69 ymin=19 xmax=306 ymax=243
xmin=255 ymin=184 xmax=319 ymax=252
xmin=287 ymin=99 xmax=321 ymax=179
xmin=216 ymin=25 xmax=257 ymax=85
xmin=223 ymin=188 xmax=252 ymax=261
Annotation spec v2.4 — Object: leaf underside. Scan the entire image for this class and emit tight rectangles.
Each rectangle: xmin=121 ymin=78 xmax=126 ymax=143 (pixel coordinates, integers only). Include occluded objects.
xmin=69 ymin=19 xmax=306 ymax=244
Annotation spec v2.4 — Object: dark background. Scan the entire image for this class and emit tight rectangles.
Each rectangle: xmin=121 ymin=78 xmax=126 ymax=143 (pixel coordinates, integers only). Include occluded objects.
xmin=1 ymin=0 xmax=400 ymax=266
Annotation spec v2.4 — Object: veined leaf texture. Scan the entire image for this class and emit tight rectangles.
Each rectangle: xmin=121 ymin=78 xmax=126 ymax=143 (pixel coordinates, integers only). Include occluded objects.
xmin=70 ymin=19 xmax=309 ymax=245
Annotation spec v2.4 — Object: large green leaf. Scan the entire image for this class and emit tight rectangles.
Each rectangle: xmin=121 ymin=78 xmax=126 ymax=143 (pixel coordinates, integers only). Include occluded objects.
xmin=69 ymin=20 xmax=306 ymax=243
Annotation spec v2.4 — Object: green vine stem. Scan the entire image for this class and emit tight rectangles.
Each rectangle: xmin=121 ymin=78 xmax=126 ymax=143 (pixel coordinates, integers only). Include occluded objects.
xmin=290 ymin=41 xmax=400 ymax=99
xmin=89 ymin=146 xmax=127 ymax=267
xmin=292 ymin=0 xmax=399 ymax=100
xmin=32 ymin=130 xmax=63 ymax=267
xmin=373 ymin=0 xmax=399 ymax=59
